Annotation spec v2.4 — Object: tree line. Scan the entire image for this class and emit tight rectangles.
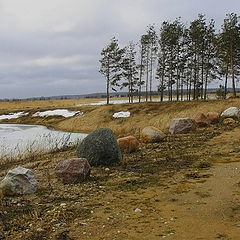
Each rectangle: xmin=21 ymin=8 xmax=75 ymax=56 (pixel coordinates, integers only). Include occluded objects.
xmin=99 ymin=13 xmax=240 ymax=104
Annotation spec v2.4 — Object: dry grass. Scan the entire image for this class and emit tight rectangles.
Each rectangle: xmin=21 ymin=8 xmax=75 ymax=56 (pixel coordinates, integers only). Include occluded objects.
xmin=56 ymin=98 xmax=240 ymax=136
xmin=0 ymin=98 xmax=102 ymax=113
xmin=1 ymin=97 xmax=240 ymax=136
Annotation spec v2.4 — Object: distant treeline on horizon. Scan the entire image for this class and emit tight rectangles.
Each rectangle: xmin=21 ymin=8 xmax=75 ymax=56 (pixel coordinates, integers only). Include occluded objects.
xmin=1 ymin=88 xmax=239 ymax=102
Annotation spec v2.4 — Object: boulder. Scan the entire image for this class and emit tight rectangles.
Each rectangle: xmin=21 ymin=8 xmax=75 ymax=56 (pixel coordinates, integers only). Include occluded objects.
xmin=117 ymin=136 xmax=139 ymax=153
xmin=223 ymin=118 xmax=236 ymax=125
xmin=76 ymin=128 xmax=122 ymax=166
xmin=192 ymin=113 xmax=208 ymax=127
xmin=55 ymin=158 xmax=90 ymax=184
xmin=221 ymin=107 xmax=240 ymax=119
xmin=140 ymin=126 xmax=166 ymax=143
xmin=169 ymin=118 xmax=196 ymax=134
xmin=206 ymin=112 xmax=220 ymax=124
xmin=0 ymin=166 xmax=37 ymax=195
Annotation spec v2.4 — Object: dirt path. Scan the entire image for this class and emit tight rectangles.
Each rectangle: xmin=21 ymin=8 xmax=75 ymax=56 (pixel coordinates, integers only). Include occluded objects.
xmin=63 ymin=162 xmax=240 ymax=240
xmin=163 ymin=162 xmax=240 ymax=240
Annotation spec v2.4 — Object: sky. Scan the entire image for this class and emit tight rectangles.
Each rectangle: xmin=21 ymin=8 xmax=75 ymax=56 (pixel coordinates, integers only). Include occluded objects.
xmin=0 ymin=0 xmax=239 ymax=99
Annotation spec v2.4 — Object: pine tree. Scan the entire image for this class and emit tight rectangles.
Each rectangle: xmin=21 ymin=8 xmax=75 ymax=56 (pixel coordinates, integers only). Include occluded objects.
xmin=99 ymin=37 xmax=124 ymax=104
xmin=121 ymin=42 xmax=139 ymax=103
xmin=189 ymin=14 xmax=207 ymax=100
xmin=156 ymin=21 xmax=169 ymax=101
xmin=218 ymin=13 xmax=240 ymax=97
xmin=147 ymin=25 xmax=158 ymax=101
xmin=137 ymin=35 xmax=147 ymax=102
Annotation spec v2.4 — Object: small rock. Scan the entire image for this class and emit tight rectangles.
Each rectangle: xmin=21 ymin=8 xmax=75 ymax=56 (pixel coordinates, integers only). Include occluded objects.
xmin=141 ymin=126 xmax=166 ymax=143
xmin=169 ymin=118 xmax=196 ymax=134
xmin=0 ymin=166 xmax=37 ymax=195
xmin=117 ymin=136 xmax=139 ymax=153
xmin=223 ymin=117 xmax=236 ymax=125
xmin=221 ymin=107 xmax=240 ymax=119
xmin=134 ymin=208 xmax=142 ymax=213
xmin=55 ymin=158 xmax=90 ymax=184
xmin=37 ymin=227 xmax=44 ymax=232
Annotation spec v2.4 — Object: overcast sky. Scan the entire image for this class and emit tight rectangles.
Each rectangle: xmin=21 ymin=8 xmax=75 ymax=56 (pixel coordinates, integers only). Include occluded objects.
xmin=0 ymin=0 xmax=239 ymax=99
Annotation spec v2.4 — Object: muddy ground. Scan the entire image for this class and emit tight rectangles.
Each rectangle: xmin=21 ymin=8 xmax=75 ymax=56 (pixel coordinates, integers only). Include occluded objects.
xmin=1 ymin=122 xmax=240 ymax=240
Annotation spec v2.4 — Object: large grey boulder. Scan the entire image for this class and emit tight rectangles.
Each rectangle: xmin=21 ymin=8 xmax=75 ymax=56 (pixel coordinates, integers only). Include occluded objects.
xmin=0 ymin=166 xmax=37 ymax=195
xmin=76 ymin=128 xmax=122 ymax=166
xmin=169 ymin=118 xmax=196 ymax=134
xmin=140 ymin=126 xmax=166 ymax=143
xmin=55 ymin=158 xmax=91 ymax=184
xmin=221 ymin=107 xmax=240 ymax=119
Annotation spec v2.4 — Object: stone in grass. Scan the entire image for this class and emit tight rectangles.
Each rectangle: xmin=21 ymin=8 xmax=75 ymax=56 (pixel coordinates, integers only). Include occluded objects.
xmin=76 ymin=128 xmax=122 ymax=166
xmin=221 ymin=107 xmax=240 ymax=119
xmin=169 ymin=118 xmax=196 ymax=134
xmin=206 ymin=112 xmax=220 ymax=124
xmin=192 ymin=113 xmax=209 ymax=127
xmin=55 ymin=158 xmax=90 ymax=184
xmin=223 ymin=117 xmax=236 ymax=125
xmin=140 ymin=126 xmax=166 ymax=143
xmin=117 ymin=136 xmax=139 ymax=153
xmin=0 ymin=166 xmax=37 ymax=196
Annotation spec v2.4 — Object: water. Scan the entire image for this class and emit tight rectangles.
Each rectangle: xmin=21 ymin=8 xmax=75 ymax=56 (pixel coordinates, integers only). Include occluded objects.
xmin=0 ymin=124 xmax=87 ymax=157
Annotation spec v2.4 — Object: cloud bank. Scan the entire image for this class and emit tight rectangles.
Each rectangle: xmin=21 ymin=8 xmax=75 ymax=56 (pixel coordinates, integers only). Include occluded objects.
xmin=0 ymin=0 xmax=239 ymax=98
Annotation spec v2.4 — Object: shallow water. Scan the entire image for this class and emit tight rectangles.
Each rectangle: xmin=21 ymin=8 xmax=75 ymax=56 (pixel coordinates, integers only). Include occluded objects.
xmin=0 ymin=124 xmax=87 ymax=157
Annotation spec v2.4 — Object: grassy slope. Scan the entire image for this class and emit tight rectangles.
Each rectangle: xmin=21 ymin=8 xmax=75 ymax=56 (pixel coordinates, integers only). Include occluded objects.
xmin=1 ymin=97 xmax=240 ymax=136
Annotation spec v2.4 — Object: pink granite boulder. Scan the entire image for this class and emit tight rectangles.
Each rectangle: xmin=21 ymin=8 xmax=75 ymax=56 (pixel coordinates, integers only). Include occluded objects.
xmin=55 ymin=158 xmax=90 ymax=184
xmin=169 ymin=118 xmax=196 ymax=134
xmin=206 ymin=112 xmax=220 ymax=124
xmin=117 ymin=136 xmax=139 ymax=153
xmin=192 ymin=113 xmax=208 ymax=127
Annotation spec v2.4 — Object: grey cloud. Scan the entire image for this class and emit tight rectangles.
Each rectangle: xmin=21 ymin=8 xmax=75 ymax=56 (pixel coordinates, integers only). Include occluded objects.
xmin=0 ymin=0 xmax=239 ymax=98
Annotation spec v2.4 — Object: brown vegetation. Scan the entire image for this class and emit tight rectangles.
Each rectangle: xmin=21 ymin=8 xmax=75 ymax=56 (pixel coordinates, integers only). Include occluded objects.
xmin=1 ymin=98 xmax=240 ymax=239
xmin=2 ymin=97 xmax=240 ymax=136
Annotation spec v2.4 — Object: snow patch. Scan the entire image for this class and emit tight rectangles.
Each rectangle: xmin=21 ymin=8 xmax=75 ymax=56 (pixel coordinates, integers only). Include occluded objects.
xmin=113 ymin=111 xmax=130 ymax=118
xmin=33 ymin=109 xmax=82 ymax=118
xmin=0 ymin=112 xmax=28 ymax=120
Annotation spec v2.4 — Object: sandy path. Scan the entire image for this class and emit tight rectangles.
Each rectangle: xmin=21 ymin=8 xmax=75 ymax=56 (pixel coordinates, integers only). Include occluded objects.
xmin=157 ymin=162 xmax=240 ymax=240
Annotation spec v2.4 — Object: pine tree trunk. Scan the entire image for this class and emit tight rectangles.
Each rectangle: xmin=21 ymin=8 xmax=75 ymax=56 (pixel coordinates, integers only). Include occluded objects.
xmin=150 ymin=50 xmax=153 ymax=102
xmin=189 ymin=67 xmax=192 ymax=101
xmin=138 ymin=51 xmax=143 ymax=103
xmin=231 ymin=57 xmax=236 ymax=97
xmin=224 ymin=65 xmax=229 ymax=99
xmin=160 ymin=68 xmax=165 ymax=102
xmin=128 ymin=76 xmax=131 ymax=103
xmin=201 ymin=55 xmax=204 ymax=99
xmin=180 ymin=72 xmax=184 ymax=101
xmin=186 ymin=72 xmax=189 ymax=101
xmin=204 ymin=58 xmax=210 ymax=100
xmin=204 ymin=71 xmax=208 ymax=100
xmin=168 ymin=76 xmax=171 ymax=101
xmin=106 ymin=77 xmax=110 ymax=104
xmin=145 ymin=48 xmax=149 ymax=102
xmin=193 ymin=53 xmax=197 ymax=100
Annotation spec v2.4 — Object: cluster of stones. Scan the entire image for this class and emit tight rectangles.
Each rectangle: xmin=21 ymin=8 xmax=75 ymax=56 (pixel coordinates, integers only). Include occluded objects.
xmin=0 ymin=106 xmax=239 ymax=196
